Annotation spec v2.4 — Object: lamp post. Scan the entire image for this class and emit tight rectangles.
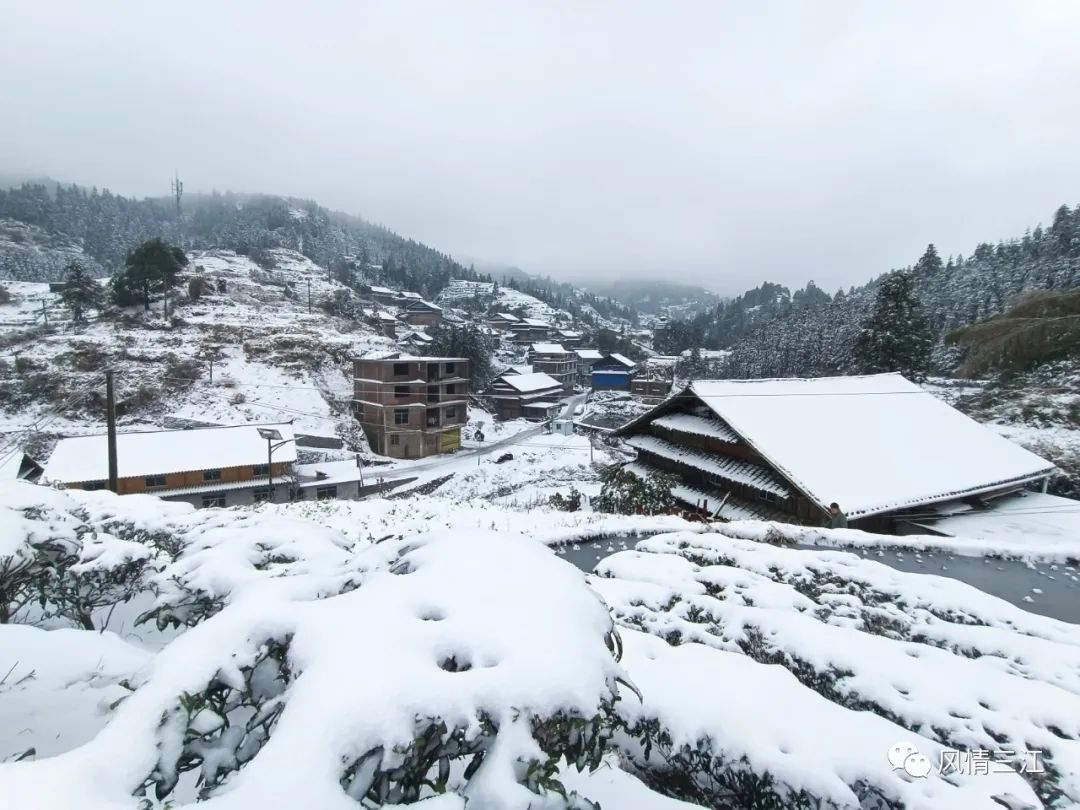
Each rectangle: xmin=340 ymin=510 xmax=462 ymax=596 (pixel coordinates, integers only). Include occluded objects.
xmin=257 ymin=427 xmax=295 ymax=503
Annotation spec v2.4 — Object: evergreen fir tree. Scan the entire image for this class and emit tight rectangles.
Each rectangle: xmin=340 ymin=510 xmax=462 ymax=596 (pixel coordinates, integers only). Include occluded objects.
xmin=59 ymin=261 xmax=102 ymax=325
xmin=111 ymin=237 xmax=188 ymax=311
xmin=852 ymin=271 xmax=932 ymax=378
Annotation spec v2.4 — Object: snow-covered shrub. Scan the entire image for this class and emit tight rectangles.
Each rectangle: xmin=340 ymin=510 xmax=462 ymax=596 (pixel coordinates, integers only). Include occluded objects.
xmin=594 ymin=465 xmax=676 ymax=515
xmin=1 ymin=525 xmax=638 ymax=810
xmin=593 ymin=531 xmax=1079 ymax=808
xmin=549 ymin=487 xmax=583 ymax=512
xmin=0 ymin=491 xmax=80 ymax=624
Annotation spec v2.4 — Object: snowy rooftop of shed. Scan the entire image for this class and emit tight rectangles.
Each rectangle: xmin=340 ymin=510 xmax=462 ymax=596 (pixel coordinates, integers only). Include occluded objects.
xmin=688 ymin=374 xmax=1055 ymax=518
xmin=531 ymin=342 xmax=568 ymax=354
xmin=499 ymin=371 xmax=563 ymax=392
xmin=575 ymin=349 xmax=604 ymax=360
xmin=608 ymin=353 xmax=636 ymax=368
xmin=42 ymin=422 xmax=297 ymax=484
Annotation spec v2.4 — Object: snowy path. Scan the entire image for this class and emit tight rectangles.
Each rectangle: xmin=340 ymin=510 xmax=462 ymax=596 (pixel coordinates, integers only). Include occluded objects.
xmin=373 ymin=394 xmax=586 ymax=484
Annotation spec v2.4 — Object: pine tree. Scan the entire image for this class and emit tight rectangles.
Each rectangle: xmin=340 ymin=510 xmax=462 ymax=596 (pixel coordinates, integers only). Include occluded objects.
xmin=59 ymin=261 xmax=103 ymax=325
xmin=111 ymin=237 xmax=188 ymax=311
xmin=853 ymin=271 xmax=932 ymax=378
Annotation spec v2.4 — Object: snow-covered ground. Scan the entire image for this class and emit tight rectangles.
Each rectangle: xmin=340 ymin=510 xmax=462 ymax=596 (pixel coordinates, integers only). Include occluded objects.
xmin=5 ymin=480 xmax=1079 ymax=808
xmin=0 ymin=249 xmax=393 ymax=456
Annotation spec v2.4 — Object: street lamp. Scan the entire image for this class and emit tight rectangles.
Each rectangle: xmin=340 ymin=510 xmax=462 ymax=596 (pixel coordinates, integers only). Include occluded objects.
xmin=257 ymin=427 xmax=295 ymax=503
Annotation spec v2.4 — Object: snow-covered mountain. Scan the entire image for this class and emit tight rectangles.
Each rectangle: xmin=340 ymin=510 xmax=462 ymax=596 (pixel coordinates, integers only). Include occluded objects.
xmin=0 ymin=248 xmax=394 ymax=459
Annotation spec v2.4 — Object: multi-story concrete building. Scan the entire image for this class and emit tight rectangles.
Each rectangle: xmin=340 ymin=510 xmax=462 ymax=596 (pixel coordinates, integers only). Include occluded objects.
xmin=527 ymin=343 xmax=578 ymax=392
xmin=354 ymin=356 xmax=470 ymax=458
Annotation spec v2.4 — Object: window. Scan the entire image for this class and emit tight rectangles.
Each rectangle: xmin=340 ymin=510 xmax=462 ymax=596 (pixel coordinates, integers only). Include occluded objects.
xmin=390 ymin=434 xmax=400 ymax=446
xmin=253 ymin=464 xmax=269 ymax=476
xmin=445 ymin=383 xmax=456 ymax=395
xmin=759 ymin=490 xmax=778 ymax=504
xmin=445 ymin=362 xmax=456 ymax=374
xmin=393 ymin=362 xmax=409 ymax=376
xmin=394 ymin=385 xmax=409 ymax=398
xmin=427 ymin=412 xmax=440 ymax=427
xmin=252 ymin=488 xmax=271 ymax=503
xmin=145 ymin=474 xmax=166 ymax=488
xmin=202 ymin=494 xmax=226 ymax=508
xmin=446 ymin=405 xmax=457 ymax=418
xmin=203 ymin=469 xmax=222 ymax=481
xmin=394 ymin=409 xmax=409 ymax=425
xmin=83 ymin=480 xmax=105 ymax=491
xmin=315 ymin=485 xmax=338 ymax=500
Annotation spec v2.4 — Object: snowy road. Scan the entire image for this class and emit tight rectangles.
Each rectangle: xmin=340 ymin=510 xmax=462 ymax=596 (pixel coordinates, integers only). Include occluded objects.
xmin=371 ymin=393 xmax=588 ymax=483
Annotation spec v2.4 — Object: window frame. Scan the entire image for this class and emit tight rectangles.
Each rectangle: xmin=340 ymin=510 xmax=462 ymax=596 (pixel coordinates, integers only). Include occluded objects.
xmin=252 ymin=463 xmax=269 ymax=477
xmin=394 ymin=408 xmax=410 ymax=425
xmin=315 ymin=485 xmax=338 ymax=501
xmin=392 ymin=362 xmax=409 ymax=376
xmin=201 ymin=493 xmax=226 ymax=508
xmin=144 ymin=474 xmax=167 ymax=488
xmin=203 ymin=469 xmax=223 ymax=482
xmin=390 ymin=434 xmax=401 ymax=446
xmin=252 ymin=487 xmax=271 ymax=503
xmin=394 ymin=385 xmax=410 ymax=399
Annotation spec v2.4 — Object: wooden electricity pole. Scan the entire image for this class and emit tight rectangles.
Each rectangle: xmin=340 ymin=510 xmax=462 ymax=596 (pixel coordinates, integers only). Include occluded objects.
xmin=105 ymin=370 xmax=118 ymax=492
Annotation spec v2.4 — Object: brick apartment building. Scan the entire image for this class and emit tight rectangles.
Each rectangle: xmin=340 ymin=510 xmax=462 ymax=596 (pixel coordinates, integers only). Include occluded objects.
xmin=354 ymin=356 xmax=470 ymax=458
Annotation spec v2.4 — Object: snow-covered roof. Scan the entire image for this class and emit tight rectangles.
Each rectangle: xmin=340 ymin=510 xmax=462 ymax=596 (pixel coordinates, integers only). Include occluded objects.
xmin=490 ymin=312 xmax=520 ymax=322
xmin=914 ymin=491 xmax=1080 ymax=549
xmin=43 ymin=423 xmax=297 ymax=484
xmin=626 ymin=435 xmax=790 ymax=497
xmin=368 ymin=285 xmax=395 ymax=295
xmin=651 ymin=413 xmax=739 ymax=444
xmin=608 ymin=353 xmax=636 ymax=368
xmin=498 ymin=372 xmax=563 ymax=393
xmin=530 ymin=342 xmax=568 ymax=354
xmin=575 ymin=349 xmax=604 ymax=361
xmin=523 ymin=401 xmax=559 ymax=410
xmin=519 ymin=318 xmax=551 ymax=327
xmin=397 ymin=291 xmax=423 ymax=299
xmin=687 ymin=374 xmax=1056 ymax=518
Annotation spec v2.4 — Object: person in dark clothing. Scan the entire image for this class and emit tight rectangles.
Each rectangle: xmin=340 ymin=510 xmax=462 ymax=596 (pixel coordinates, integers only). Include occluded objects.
xmin=824 ymin=502 xmax=848 ymax=529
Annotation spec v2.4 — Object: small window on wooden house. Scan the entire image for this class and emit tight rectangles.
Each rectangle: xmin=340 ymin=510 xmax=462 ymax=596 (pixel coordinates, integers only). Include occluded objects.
xmin=203 ymin=469 xmax=222 ymax=481
xmin=145 ymin=474 xmax=166 ymax=488
xmin=253 ymin=464 xmax=269 ymax=476
xmin=83 ymin=481 xmax=106 ymax=491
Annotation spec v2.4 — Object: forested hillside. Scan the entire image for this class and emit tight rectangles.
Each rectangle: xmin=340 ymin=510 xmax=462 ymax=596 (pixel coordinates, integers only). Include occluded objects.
xmin=657 ymin=204 xmax=1080 ymax=378
xmin=0 ymin=183 xmax=632 ymax=326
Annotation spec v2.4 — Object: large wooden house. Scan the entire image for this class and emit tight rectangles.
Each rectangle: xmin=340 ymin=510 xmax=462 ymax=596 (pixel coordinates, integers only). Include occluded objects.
xmin=486 ymin=371 xmax=564 ymax=421
xmin=615 ymin=374 xmax=1056 ymax=530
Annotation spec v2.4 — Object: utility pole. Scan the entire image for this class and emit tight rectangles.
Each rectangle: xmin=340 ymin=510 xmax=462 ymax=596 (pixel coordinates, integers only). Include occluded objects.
xmin=105 ymin=370 xmax=118 ymax=493
xmin=171 ymin=170 xmax=183 ymax=217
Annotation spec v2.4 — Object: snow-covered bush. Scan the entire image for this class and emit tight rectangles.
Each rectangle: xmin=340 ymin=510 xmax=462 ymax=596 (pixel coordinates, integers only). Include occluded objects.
xmin=1 ymin=487 xmax=651 ymax=809
xmin=594 ymin=530 xmax=1079 ymax=808
xmin=594 ymin=465 xmax=676 ymax=515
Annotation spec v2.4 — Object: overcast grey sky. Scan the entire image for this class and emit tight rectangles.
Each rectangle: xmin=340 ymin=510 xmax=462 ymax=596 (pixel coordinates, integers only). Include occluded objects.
xmin=2 ymin=1 xmax=1079 ymax=294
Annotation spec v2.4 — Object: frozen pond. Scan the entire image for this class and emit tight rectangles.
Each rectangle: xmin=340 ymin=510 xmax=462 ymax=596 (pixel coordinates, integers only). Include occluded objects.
xmin=559 ymin=537 xmax=1080 ymax=624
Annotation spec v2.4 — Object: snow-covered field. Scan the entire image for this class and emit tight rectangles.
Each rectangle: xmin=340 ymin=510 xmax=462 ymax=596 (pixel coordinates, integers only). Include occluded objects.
xmin=0 ymin=249 xmax=394 ymax=454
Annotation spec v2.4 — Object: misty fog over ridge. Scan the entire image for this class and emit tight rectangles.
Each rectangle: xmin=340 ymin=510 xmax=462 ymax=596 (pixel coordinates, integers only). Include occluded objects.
xmin=3 ymin=1 xmax=1080 ymax=294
